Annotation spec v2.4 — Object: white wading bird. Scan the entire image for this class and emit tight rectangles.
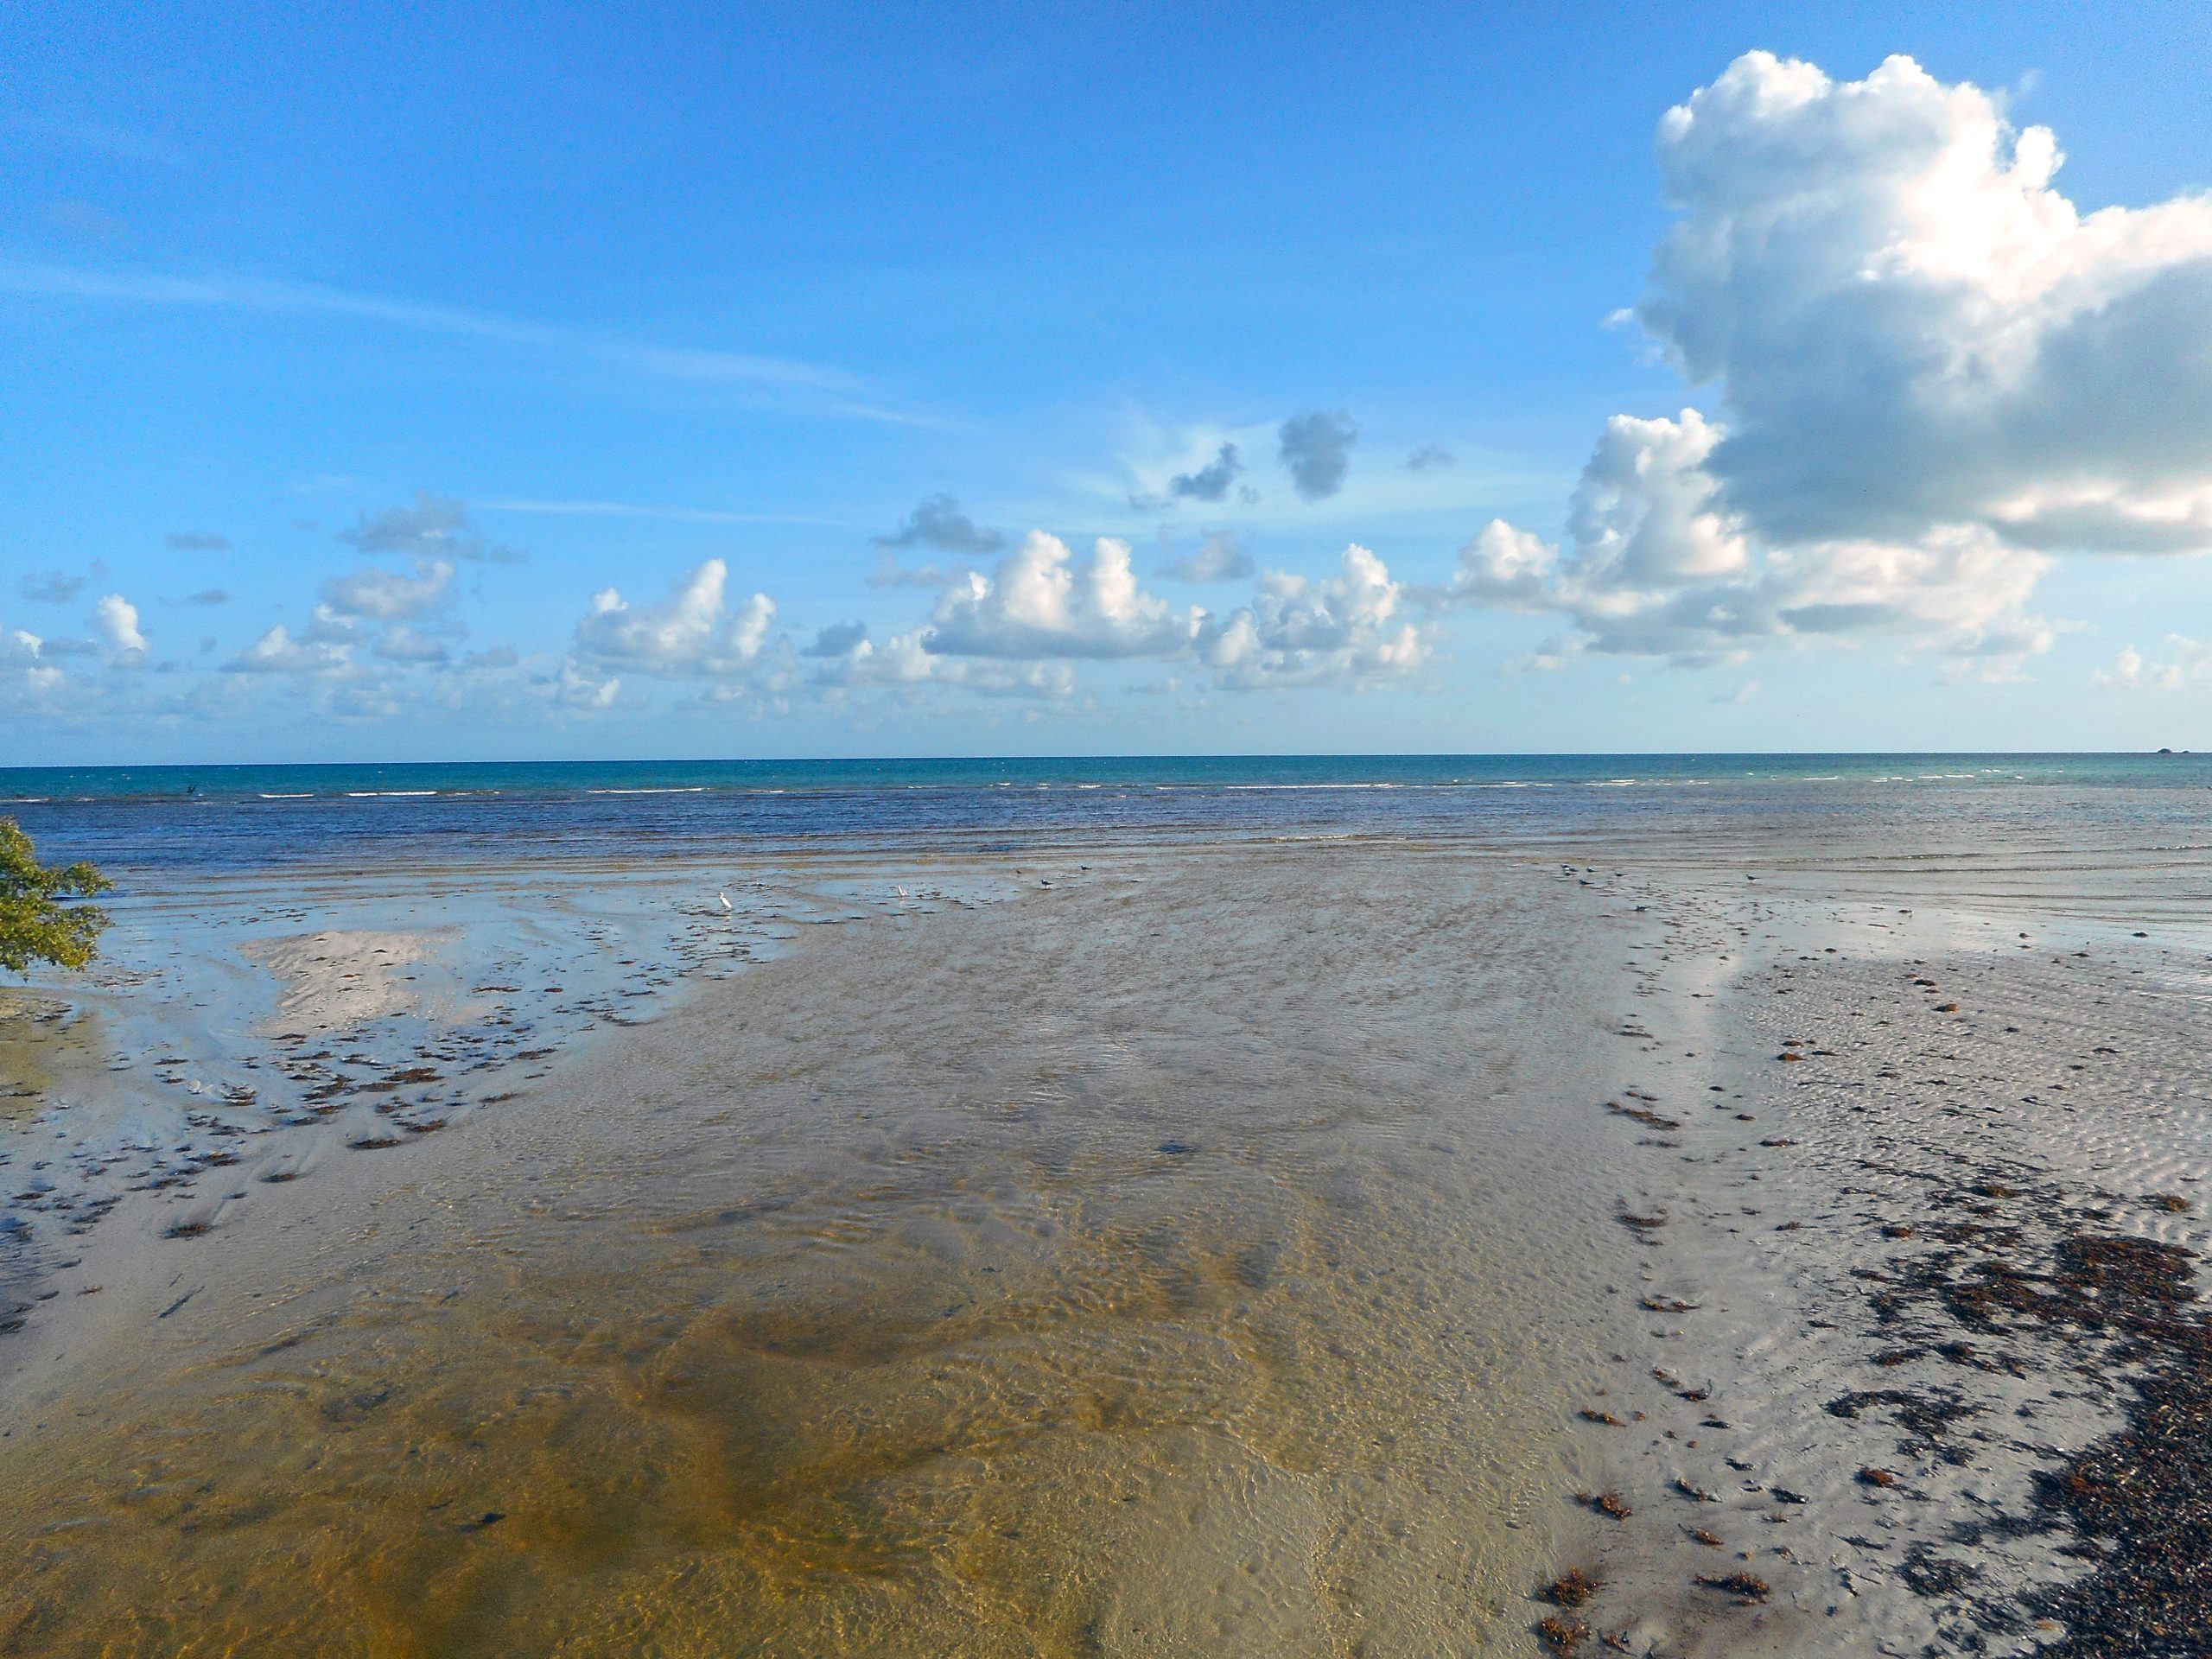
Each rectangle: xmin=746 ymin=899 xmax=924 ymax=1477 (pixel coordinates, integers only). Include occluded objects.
xmin=718 ymin=892 xmax=733 ymax=911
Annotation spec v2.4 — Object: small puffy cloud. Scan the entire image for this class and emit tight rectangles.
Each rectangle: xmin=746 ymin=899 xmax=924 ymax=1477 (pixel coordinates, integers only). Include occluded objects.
xmin=1278 ymin=410 xmax=1357 ymax=502
xmin=572 ymin=558 xmax=774 ymax=677
xmin=1160 ymin=531 xmax=1255 ymax=583
xmin=1406 ymin=444 xmax=1456 ymax=472
xmin=926 ymin=531 xmax=1201 ymax=660
xmin=2093 ymin=637 xmax=2212 ymax=690
xmin=164 ymin=531 xmax=230 ymax=551
xmin=223 ymin=624 xmax=352 ymax=676
xmin=94 ymin=594 xmax=146 ymax=654
xmin=874 ymin=493 xmax=1003 ymax=555
xmin=1158 ymin=443 xmax=1243 ymax=505
xmin=320 ymin=559 xmax=454 ymax=621
xmin=17 ymin=572 xmax=84 ymax=603
xmin=552 ymin=660 xmax=620 ymax=709
xmin=1199 ymin=544 xmax=1427 ymax=690
xmin=3 ymin=629 xmax=44 ymax=664
xmin=803 ymin=620 xmax=870 ymax=658
xmin=341 ymin=492 xmax=524 ymax=563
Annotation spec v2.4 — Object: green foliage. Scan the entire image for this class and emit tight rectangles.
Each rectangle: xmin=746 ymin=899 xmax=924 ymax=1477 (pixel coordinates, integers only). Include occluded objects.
xmin=0 ymin=818 xmax=112 ymax=974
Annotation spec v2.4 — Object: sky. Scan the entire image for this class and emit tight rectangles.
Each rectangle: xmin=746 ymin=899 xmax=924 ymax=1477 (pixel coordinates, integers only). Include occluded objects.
xmin=4 ymin=1 xmax=2212 ymax=763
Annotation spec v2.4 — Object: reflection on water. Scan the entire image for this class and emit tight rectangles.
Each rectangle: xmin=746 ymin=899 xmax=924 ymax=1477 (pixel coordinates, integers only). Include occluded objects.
xmin=4 ymin=849 xmax=1646 ymax=1656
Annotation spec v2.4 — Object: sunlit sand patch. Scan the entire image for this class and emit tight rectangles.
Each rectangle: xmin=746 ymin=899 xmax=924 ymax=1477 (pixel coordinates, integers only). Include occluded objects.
xmin=242 ymin=929 xmax=462 ymax=1033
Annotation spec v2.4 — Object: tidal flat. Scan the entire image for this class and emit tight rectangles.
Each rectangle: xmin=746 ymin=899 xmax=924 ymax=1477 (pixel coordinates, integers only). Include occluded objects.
xmin=4 ymin=785 xmax=2212 ymax=1656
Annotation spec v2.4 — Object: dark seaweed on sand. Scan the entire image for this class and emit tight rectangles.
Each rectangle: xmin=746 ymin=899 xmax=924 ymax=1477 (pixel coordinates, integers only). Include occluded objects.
xmin=1842 ymin=1167 xmax=2212 ymax=1655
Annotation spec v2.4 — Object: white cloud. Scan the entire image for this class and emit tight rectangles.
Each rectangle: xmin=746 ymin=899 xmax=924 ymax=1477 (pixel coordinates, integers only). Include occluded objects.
xmin=93 ymin=594 xmax=146 ymax=655
xmin=1450 ymin=411 xmax=2052 ymax=665
xmin=2093 ymin=637 xmax=2212 ymax=690
xmin=1200 ymin=544 xmax=1427 ymax=689
xmin=811 ymin=627 xmax=1076 ymax=700
xmin=222 ymin=624 xmax=352 ymax=676
xmin=571 ymin=559 xmax=775 ymax=677
xmin=552 ymin=660 xmax=620 ymax=709
xmin=926 ymin=531 xmax=1202 ymax=660
xmin=1641 ymin=53 xmax=2212 ymax=559
xmin=1450 ymin=51 xmax=2212 ymax=670
xmin=321 ymin=559 xmax=454 ymax=621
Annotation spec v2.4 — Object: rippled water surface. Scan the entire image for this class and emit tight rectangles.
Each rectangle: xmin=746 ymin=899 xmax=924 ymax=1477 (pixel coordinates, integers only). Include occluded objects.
xmin=5 ymin=847 xmax=1662 ymax=1656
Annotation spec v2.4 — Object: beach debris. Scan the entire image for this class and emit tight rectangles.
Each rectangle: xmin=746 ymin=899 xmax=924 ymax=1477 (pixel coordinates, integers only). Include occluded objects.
xmin=1695 ymin=1571 xmax=1770 ymax=1603
xmin=1687 ymin=1527 xmax=1726 ymax=1547
xmin=1579 ymin=1490 xmax=1632 ymax=1519
xmin=1543 ymin=1568 xmax=1601 ymax=1607
xmin=1858 ymin=1466 xmax=1898 ymax=1487
xmin=2146 ymin=1192 xmax=2192 ymax=1212
xmin=1606 ymin=1100 xmax=1681 ymax=1131
xmin=1675 ymin=1477 xmax=1720 ymax=1503
xmin=1536 ymin=1612 xmax=1593 ymax=1653
xmin=1580 ymin=1408 xmax=1626 ymax=1427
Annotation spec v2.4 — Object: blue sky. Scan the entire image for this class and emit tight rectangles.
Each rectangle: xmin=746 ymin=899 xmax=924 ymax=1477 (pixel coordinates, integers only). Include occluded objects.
xmin=5 ymin=2 xmax=2212 ymax=762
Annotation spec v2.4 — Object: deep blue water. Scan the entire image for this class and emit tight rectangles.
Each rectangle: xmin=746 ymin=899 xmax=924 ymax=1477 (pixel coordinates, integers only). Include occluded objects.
xmin=2 ymin=753 xmax=2207 ymax=874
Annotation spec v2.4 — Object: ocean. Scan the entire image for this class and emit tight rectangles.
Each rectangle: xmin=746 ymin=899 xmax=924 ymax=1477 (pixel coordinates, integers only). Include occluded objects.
xmin=4 ymin=752 xmax=2207 ymax=874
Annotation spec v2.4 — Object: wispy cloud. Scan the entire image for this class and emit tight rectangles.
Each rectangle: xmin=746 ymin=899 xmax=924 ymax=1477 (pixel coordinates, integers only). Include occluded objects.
xmin=482 ymin=499 xmax=838 ymax=527
xmin=10 ymin=112 xmax=188 ymax=168
xmin=0 ymin=259 xmax=922 ymax=422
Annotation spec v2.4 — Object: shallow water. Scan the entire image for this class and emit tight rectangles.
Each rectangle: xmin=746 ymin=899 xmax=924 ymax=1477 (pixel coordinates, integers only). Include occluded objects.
xmin=3 ymin=847 xmax=1658 ymax=1656
xmin=10 ymin=766 xmax=2212 ymax=1656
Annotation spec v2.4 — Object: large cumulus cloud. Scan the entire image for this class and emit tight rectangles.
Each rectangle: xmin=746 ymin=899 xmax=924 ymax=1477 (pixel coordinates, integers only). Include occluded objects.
xmin=1458 ymin=51 xmax=2212 ymax=667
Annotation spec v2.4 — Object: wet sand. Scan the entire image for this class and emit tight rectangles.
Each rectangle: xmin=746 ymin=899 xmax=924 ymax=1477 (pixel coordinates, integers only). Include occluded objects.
xmin=3 ymin=832 xmax=2212 ymax=1655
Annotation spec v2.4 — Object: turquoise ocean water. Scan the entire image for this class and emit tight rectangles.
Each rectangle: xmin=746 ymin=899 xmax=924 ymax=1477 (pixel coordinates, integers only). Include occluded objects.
xmin=1 ymin=753 xmax=2205 ymax=873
